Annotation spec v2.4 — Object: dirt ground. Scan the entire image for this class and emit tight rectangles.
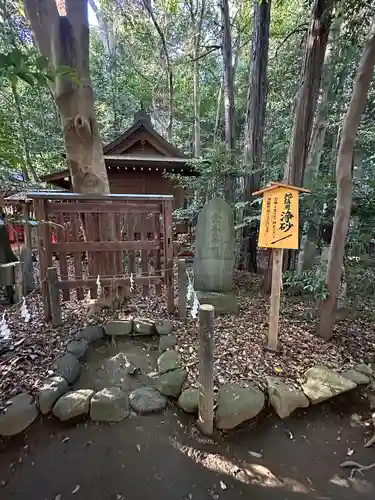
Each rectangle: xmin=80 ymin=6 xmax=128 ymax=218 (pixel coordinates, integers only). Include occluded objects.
xmin=1 ymin=394 xmax=375 ymax=500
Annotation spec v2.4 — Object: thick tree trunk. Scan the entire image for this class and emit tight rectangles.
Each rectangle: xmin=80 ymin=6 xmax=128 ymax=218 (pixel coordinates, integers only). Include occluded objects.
xmin=221 ymin=0 xmax=235 ymax=202
xmin=284 ymin=0 xmax=333 ymax=187
xmin=243 ymin=0 xmax=271 ymax=178
xmin=318 ymin=15 xmax=375 ymax=339
xmin=24 ymin=0 xmax=110 ymax=194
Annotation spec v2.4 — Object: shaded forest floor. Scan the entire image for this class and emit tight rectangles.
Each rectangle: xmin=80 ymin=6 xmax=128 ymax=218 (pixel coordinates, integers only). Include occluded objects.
xmin=1 ymin=393 xmax=375 ymax=499
xmin=1 ymin=266 xmax=375 ymax=402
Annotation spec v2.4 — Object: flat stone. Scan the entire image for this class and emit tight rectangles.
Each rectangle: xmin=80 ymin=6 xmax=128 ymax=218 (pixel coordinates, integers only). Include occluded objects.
xmin=77 ymin=325 xmax=104 ymax=342
xmin=195 ymin=291 xmax=238 ymax=315
xmin=342 ymin=369 xmax=370 ymax=385
xmin=178 ymin=389 xmax=198 ymax=414
xmin=129 ymin=387 xmax=167 ymax=414
xmin=354 ymin=364 xmax=373 ymax=377
xmin=157 ymin=350 xmax=181 ymax=374
xmin=132 ymin=318 xmax=155 ymax=336
xmin=52 ymin=353 xmax=81 ymax=384
xmin=156 ymin=320 xmax=173 ymax=336
xmin=90 ymin=387 xmax=129 ymax=422
xmin=302 ymin=366 xmax=357 ymax=404
xmin=0 ymin=393 xmax=38 ymax=436
xmin=37 ymin=376 xmax=69 ymax=415
xmin=159 ymin=334 xmax=177 ymax=353
xmin=156 ymin=369 xmax=187 ymax=398
xmin=104 ymin=320 xmax=133 ymax=336
xmin=215 ymin=383 xmax=265 ymax=430
xmin=67 ymin=340 xmax=89 ymax=360
xmin=267 ymin=377 xmax=309 ymax=419
xmin=53 ymin=390 xmax=94 ymax=421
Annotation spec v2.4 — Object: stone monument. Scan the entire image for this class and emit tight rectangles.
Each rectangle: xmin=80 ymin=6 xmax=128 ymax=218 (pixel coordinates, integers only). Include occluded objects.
xmin=193 ymin=198 xmax=238 ymax=314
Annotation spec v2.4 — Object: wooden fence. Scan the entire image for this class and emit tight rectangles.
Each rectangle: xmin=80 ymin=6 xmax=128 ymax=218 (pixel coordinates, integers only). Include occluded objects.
xmin=28 ymin=192 xmax=174 ymax=320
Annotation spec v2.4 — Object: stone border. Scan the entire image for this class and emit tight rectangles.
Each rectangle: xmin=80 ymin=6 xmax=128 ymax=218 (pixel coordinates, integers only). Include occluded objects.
xmin=0 ymin=318 xmax=374 ymax=437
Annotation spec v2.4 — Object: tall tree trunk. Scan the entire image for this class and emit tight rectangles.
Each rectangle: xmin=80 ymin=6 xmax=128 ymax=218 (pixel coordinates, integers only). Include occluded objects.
xmin=221 ymin=0 xmax=235 ymax=202
xmin=213 ymin=79 xmax=223 ymax=146
xmin=24 ymin=0 xmax=110 ymax=194
xmin=283 ymin=0 xmax=333 ymax=187
xmin=243 ymin=0 xmax=271 ymax=181
xmin=318 ymin=15 xmax=375 ymax=339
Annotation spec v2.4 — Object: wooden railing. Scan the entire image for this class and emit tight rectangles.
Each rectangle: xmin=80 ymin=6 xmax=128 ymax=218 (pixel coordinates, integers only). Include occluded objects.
xmin=28 ymin=192 xmax=174 ymax=320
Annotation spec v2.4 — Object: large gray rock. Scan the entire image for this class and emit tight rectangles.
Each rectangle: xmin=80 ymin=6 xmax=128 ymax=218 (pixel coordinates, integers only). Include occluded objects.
xmin=78 ymin=325 xmax=104 ymax=342
xmin=341 ymin=369 xmax=370 ymax=386
xmin=156 ymin=369 xmax=187 ymax=398
xmin=129 ymin=387 xmax=167 ymax=414
xmin=133 ymin=318 xmax=155 ymax=335
xmin=215 ymin=383 xmax=265 ymax=430
xmin=67 ymin=340 xmax=89 ymax=360
xmin=195 ymin=291 xmax=238 ymax=315
xmin=267 ymin=377 xmax=309 ymax=419
xmin=105 ymin=320 xmax=133 ymax=336
xmin=302 ymin=366 xmax=357 ymax=404
xmin=90 ymin=387 xmax=129 ymax=422
xmin=53 ymin=390 xmax=94 ymax=421
xmin=52 ymin=353 xmax=81 ymax=384
xmin=156 ymin=320 xmax=173 ymax=336
xmin=0 ymin=393 xmax=38 ymax=436
xmin=178 ymin=389 xmax=198 ymax=414
xmin=157 ymin=350 xmax=181 ymax=374
xmin=37 ymin=376 xmax=69 ymax=415
xmin=159 ymin=334 xmax=177 ymax=353
xmin=194 ymin=198 xmax=235 ymax=293
xmin=354 ymin=364 xmax=373 ymax=377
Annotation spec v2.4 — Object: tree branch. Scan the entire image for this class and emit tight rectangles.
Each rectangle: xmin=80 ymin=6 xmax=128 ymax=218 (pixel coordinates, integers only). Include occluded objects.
xmin=270 ymin=23 xmax=308 ymax=60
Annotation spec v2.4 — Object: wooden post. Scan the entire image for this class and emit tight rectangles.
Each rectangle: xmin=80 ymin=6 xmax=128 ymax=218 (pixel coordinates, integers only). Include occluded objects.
xmin=47 ymin=267 xmax=62 ymax=326
xmin=178 ymin=259 xmax=187 ymax=321
xmin=34 ymin=198 xmax=51 ymax=320
xmin=163 ymin=200 xmax=174 ymax=314
xmin=23 ymin=202 xmax=32 ymax=251
xmin=267 ymin=248 xmax=283 ymax=351
xmin=198 ymin=304 xmax=214 ymax=436
xmin=13 ymin=262 xmax=23 ymax=303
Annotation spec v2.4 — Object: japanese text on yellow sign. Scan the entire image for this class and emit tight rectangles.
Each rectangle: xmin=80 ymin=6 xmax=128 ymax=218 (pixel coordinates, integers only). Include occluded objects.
xmin=258 ymin=187 xmax=299 ymax=249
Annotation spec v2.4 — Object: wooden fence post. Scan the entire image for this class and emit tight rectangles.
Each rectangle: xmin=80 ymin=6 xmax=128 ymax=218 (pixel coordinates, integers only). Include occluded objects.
xmin=47 ymin=267 xmax=62 ymax=326
xmin=178 ymin=259 xmax=187 ymax=321
xmin=14 ymin=262 xmax=23 ymax=303
xmin=198 ymin=304 xmax=214 ymax=435
xmin=267 ymin=248 xmax=283 ymax=352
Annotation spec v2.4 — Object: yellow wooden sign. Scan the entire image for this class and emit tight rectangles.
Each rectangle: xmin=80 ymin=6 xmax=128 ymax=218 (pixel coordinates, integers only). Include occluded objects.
xmin=253 ymin=182 xmax=310 ymax=250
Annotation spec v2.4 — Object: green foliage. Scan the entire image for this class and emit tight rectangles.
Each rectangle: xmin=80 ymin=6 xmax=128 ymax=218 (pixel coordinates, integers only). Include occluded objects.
xmin=283 ymin=269 xmax=329 ymax=301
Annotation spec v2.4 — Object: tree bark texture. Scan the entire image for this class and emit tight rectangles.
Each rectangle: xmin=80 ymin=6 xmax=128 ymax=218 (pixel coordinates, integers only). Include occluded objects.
xmin=24 ymin=0 xmax=110 ymax=194
xmin=244 ymin=0 xmax=271 ymax=185
xmin=284 ymin=0 xmax=333 ymax=187
xmin=319 ymin=15 xmax=375 ymax=339
xmin=221 ymin=0 xmax=235 ymax=202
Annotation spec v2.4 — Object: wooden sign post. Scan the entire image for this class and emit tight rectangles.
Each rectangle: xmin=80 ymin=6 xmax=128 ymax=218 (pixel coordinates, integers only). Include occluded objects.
xmin=253 ymin=182 xmax=310 ymax=352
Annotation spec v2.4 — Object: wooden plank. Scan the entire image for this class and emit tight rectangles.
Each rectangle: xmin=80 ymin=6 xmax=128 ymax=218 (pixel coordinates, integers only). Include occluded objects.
xmin=70 ymin=213 xmax=84 ymax=300
xmin=33 ymin=199 xmax=51 ymax=320
xmin=154 ymin=214 xmax=161 ymax=295
xmin=140 ymin=215 xmax=149 ymax=297
xmin=23 ymin=203 xmax=32 ymax=251
xmin=267 ymin=248 xmax=283 ymax=352
xmin=13 ymin=262 xmax=23 ymax=303
xmin=163 ymin=199 xmax=174 ymax=314
xmin=52 ymin=240 xmax=160 ymax=253
xmin=85 ymin=213 xmax=97 ymax=299
xmin=29 ymin=192 xmax=173 ymax=202
xmin=177 ymin=259 xmax=187 ymax=321
xmin=114 ymin=213 xmax=125 ymax=298
xmin=59 ymin=275 xmax=162 ymax=289
xmin=47 ymin=267 xmax=62 ymax=326
xmin=48 ymin=202 xmax=162 ymax=214
xmin=56 ymin=213 xmax=70 ymax=301
xmin=198 ymin=304 xmax=214 ymax=436
xmin=126 ymin=213 xmax=136 ymax=275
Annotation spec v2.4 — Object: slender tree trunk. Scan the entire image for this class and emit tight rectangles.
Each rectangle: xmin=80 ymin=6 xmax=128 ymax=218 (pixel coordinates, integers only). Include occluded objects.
xmin=213 ymin=80 xmax=223 ymax=146
xmin=221 ymin=0 xmax=235 ymax=202
xmin=318 ymin=15 xmax=375 ymax=339
xmin=284 ymin=0 xmax=333 ymax=187
xmin=24 ymin=0 xmax=110 ymax=194
xmin=11 ymin=80 xmax=38 ymax=182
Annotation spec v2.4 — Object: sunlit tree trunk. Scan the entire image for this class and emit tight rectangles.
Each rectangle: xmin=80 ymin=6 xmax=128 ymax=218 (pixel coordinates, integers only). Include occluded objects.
xmin=319 ymin=15 xmax=375 ymax=339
